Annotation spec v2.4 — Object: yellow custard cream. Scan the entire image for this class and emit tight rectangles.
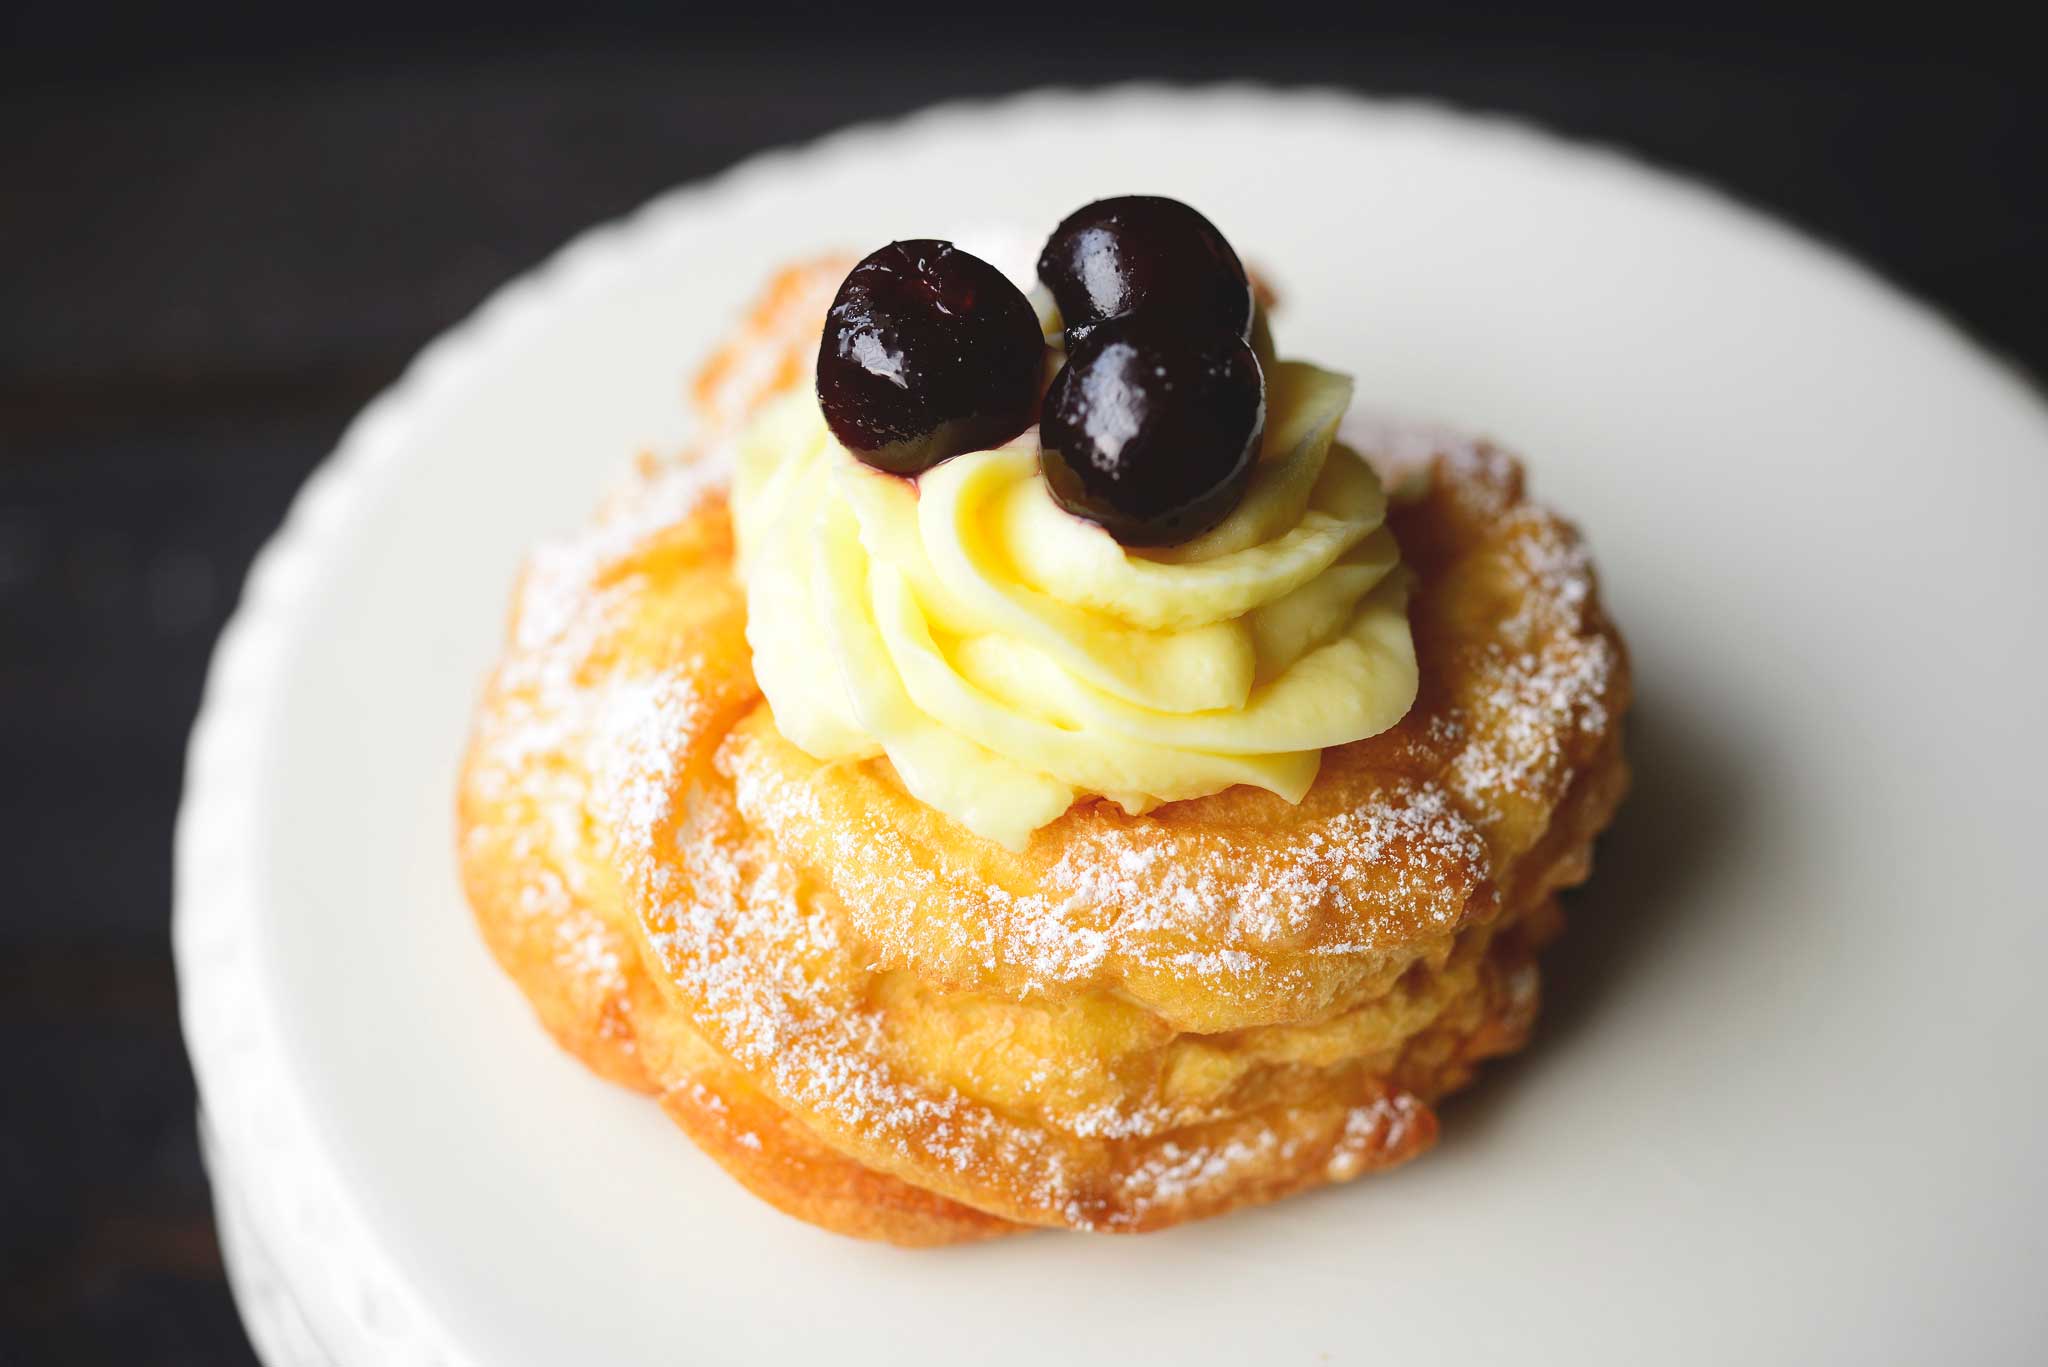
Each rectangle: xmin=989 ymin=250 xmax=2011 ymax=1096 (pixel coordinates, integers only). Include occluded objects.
xmin=730 ymin=360 xmax=1417 ymax=849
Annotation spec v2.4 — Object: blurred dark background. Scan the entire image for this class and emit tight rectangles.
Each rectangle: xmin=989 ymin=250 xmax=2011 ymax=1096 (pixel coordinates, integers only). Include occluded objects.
xmin=1 ymin=2 xmax=2040 ymax=1361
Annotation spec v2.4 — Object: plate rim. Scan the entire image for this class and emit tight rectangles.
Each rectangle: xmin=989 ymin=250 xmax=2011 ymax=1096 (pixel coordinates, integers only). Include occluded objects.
xmin=171 ymin=81 xmax=2048 ymax=1366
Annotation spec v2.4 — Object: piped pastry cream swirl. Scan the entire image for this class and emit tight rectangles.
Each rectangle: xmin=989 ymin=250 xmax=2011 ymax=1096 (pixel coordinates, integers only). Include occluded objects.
xmin=731 ymin=360 xmax=1417 ymax=849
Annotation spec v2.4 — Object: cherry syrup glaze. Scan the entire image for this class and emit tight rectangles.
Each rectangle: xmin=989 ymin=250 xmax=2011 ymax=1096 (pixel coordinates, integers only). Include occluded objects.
xmin=816 ymin=240 xmax=1045 ymax=476
xmin=1039 ymin=313 xmax=1266 ymax=547
xmin=1036 ymin=196 xmax=1254 ymax=345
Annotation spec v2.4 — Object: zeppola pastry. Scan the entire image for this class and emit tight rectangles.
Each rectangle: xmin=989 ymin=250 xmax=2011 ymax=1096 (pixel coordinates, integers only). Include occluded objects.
xmin=458 ymin=197 xmax=1630 ymax=1244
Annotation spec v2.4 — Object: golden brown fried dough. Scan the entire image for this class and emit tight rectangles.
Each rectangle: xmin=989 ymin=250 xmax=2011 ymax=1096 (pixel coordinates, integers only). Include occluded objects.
xmin=456 ymin=260 xmax=1630 ymax=1243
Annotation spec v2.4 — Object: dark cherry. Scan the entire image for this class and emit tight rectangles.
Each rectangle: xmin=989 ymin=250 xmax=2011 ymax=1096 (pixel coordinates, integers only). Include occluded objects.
xmin=1039 ymin=315 xmax=1266 ymax=547
xmin=816 ymin=240 xmax=1044 ymax=475
xmin=1036 ymin=196 xmax=1253 ymax=344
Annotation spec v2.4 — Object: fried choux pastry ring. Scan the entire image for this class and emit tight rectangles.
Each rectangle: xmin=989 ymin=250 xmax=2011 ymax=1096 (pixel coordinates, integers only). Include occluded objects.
xmin=459 ymin=246 xmax=1629 ymax=1243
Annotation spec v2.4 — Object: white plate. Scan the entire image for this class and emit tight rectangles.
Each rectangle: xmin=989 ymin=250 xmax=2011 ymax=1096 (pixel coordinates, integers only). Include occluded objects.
xmin=177 ymin=87 xmax=2048 ymax=1366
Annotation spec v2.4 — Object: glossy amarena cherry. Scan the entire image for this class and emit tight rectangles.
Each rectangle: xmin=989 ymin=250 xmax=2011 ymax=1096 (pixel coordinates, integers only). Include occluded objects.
xmin=1036 ymin=196 xmax=1253 ymax=344
xmin=1039 ymin=314 xmax=1266 ymax=546
xmin=816 ymin=240 xmax=1045 ymax=475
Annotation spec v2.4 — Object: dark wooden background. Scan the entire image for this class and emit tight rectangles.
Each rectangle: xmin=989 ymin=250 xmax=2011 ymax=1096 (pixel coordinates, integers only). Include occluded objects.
xmin=2 ymin=3 xmax=2040 ymax=1362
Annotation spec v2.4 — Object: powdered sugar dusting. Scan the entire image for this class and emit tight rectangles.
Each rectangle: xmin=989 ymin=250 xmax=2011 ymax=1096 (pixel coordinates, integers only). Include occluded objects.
xmin=513 ymin=451 xmax=733 ymax=672
xmin=730 ymin=749 xmax=1491 ymax=1011
xmin=1043 ymin=783 xmax=1486 ymax=957
xmin=471 ymin=401 xmax=1622 ymax=1230
xmin=1446 ymin=507 xmax=1617 ymax=816
xmin=590 ymin=683 xmax=1494 ymax=1229
xmin=1343 ymin=406 xmax=1516 ymax=507
xmin=598 ymin=687 xmax=1437 ymax=1228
